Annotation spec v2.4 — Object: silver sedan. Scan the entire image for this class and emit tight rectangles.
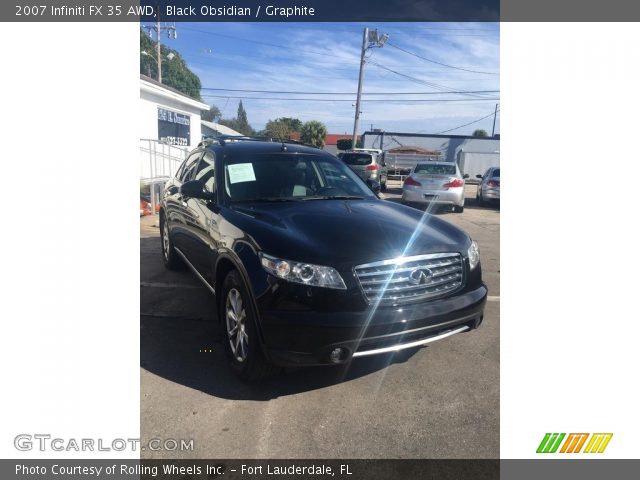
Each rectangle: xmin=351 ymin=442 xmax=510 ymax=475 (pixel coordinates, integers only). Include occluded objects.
xmin=476 ymin=166 xmax=500 ymax=206
xmin=401 ymin=162 xmax=467 ymax=213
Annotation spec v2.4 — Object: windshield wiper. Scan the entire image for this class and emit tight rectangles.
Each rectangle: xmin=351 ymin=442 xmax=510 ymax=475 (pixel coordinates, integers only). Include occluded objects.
xmin=232 ymin=197 xmax=302 ymax=203
xmin=302 ymin=195 xmax=366 ymax=201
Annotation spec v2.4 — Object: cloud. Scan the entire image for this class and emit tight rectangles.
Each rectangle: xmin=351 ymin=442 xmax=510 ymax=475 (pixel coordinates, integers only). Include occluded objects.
xmin=184 ymin=22 xmax=499 ymax=134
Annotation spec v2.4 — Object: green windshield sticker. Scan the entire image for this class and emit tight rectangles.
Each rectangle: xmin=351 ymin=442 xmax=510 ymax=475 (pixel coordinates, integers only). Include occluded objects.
xmin=227 ymin=163 xmax=256 ymax=184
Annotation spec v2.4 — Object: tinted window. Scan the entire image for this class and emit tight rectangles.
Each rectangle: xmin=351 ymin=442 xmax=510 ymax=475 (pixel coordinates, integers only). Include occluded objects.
xmin=194 ymin=152 xmax=216 ymax=192
xmin=224 ymin=154 xmax=375 ymax=202
xmin=492 ymin=168 xmax=500 ymax=177
xmin=180 ymin=152 xmax=201 ymax=182
xmin=414 ymin=163 xmax=457 ymax=175
xmin=342 ymin=153 xmax=373 ymax=166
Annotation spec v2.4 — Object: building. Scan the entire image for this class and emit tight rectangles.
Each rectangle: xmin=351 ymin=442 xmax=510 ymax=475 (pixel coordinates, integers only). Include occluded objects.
xmin=140 ymin=74 xmax=208 ymax=182
xmin=140 ymin=74 xmax=208 ymax=149
xmin=288 ymin=132 xmax=359 ymax=155
xmin=201 ymin=120 xmax=242 ymax=138
xmin=361 ymin=131 xmax=499 ymax=164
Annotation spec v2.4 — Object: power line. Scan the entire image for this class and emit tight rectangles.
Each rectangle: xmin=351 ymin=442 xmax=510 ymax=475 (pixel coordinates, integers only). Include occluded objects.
xmin=201 ymin=94 xmax=499 ymax=103
xmin=387 ymin=41 xmax=499 ymax=75
xmin=180 ymin=26 xmax=339 ymax=60
xmin=433 ymin=109 xmax=500 ymax=134
xmin=368 ymin=61 xmax=495 ymax=98
xmin=200 ymin=87 xmax=499 ymax=96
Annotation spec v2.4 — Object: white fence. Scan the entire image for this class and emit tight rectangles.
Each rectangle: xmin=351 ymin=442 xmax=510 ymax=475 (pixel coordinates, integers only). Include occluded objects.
xmin=140 ymin=139 xmax=189 ymax=214
xmin=140 ymin=138 xmax=189 ymax=183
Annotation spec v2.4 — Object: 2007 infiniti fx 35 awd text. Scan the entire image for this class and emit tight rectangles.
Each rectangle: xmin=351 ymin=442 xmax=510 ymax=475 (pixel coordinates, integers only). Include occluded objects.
xmin=159 ymin=136 xmax=487 ymax=380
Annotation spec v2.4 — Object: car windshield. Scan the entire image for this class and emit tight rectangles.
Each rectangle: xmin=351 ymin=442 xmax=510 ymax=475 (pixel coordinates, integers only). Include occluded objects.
xmin=414 ymin=163 xmax=457 ymax=175
xmin=224 ymin=153 xmax=376 ymax=203
xmin=341 ymin=153 xmax=373 ymax=165
xmin=492 ymin=168 xmax=500 ymax=177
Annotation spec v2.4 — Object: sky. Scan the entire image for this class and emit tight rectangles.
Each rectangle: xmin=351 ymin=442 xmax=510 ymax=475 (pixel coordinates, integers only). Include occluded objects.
xmin=144 ymin=22 xmax=500 ymax=135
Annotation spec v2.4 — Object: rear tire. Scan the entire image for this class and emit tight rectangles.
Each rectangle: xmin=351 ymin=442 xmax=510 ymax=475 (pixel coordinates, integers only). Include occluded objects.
xmin=160 ymin=214 xmax=184 ymax=270
xmin=454 ymin=205 xmax=464 ymax=213
xmin=221 ymin=270 xmax=274 ymax=381
xmin=380 ymin=177 xmax=387 ymax=192
xmin=477 ymin=187 xmax=485 ymax=207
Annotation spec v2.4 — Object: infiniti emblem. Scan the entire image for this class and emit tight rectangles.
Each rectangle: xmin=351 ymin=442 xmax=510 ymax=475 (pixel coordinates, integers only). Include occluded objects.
xmin=408 ymin=268 xmax=433 ymax=285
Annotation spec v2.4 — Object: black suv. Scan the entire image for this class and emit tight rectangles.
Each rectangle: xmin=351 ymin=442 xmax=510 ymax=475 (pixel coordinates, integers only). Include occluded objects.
xmin=160 ymin=137 xmax=487 ymax=380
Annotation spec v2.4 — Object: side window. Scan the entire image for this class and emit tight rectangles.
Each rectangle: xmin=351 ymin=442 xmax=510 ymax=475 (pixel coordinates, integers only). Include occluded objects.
xmin=179 ymin=151 xmax=202 ymax=183
xmin=194 ymin=152 xmax=216 ymax=193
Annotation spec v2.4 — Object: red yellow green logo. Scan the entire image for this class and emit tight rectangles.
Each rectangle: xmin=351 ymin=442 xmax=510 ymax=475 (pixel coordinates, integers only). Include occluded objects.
xmin=537 ymin=433 xmax=612 ymax=453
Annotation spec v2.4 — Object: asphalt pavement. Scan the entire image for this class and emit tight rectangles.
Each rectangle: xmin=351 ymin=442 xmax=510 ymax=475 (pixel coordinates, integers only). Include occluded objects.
xmin=140 ymin=183 xmax=500 ymax=459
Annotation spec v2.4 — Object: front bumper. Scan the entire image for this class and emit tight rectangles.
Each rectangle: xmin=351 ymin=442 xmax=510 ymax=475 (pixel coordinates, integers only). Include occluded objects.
xmin=259 ymin=284 xmax=487 ymax=366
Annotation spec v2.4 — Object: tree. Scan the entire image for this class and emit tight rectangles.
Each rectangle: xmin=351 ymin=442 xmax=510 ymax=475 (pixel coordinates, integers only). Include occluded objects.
xmin=472 ymin=129 xmax=488 ymax=137
xmin=300 ymin=121 xmax=328 ymax=148
xmin=275 ymin=117 xmax=303 ymax=132
xmin=336 ymin=137 xmax=363 ymax=150
xmin=201 ymin=105 xmax=222 ymax=122
xmin=218 ymin=101 xmax=255 ymax=136
xmin=140 ymin=29 xmax=202 ymax=100
xmin=264 ymin=119 xmax=292 ymax=140
xmin=237 ymin=101 xmax=248 ymax=127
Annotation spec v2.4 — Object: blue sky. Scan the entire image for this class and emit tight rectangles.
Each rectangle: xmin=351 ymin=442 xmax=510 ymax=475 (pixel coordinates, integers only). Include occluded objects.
xmin=145 ymin=22 xmax=500 ymax=135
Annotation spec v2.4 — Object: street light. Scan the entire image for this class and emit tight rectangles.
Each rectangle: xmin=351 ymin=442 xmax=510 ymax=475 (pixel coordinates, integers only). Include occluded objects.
xmin=141 ymin=51 xmax=176 ymax=80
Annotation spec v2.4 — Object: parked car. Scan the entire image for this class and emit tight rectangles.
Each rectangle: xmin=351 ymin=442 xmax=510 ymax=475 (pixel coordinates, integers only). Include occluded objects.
xmin=401 ymin=162 xmax=467 ymax=212
xmin=160 ymin=137 xmax=486 ymax=380
xmin=340 ymin=149 xmax=388 ymax=191
xmin=476 ymin=167 xmax=500 ymax=206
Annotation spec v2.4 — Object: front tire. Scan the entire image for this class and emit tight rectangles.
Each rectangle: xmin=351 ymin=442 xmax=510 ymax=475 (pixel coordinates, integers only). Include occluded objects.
xmin=160 ymin=214 xmax=184 ymax=270
xmin=454 ymin=205 xmax=464 ymax=213
xmin=221 ymin=270 xmax=273 ymax=381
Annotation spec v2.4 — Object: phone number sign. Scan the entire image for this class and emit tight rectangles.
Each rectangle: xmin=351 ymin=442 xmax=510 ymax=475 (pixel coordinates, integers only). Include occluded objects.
xmin=158 ymin=108 xmax=190 ymax=146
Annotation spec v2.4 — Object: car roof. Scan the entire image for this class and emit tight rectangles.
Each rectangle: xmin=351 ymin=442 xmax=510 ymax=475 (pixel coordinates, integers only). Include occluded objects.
xmin=204 ymin=139 xmax=328 ymax=157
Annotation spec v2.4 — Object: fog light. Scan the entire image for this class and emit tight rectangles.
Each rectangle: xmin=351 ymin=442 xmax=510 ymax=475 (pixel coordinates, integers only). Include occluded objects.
xmin=330 ymin=348 xmax=344 ymax=364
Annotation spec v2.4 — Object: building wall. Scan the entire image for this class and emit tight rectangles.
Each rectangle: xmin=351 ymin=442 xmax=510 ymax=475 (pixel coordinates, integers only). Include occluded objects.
xmin=363 ymin=132 xmax=500 ymax=164
xmin=139 ymin=89 xmax=203 ymax=149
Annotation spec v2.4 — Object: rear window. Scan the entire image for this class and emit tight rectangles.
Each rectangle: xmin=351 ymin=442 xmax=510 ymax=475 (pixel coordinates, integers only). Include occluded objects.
xmin=414 ymin=163 xmax=457 ymax=175
xmin=342 ymin=153 xmax=373 ymax=166
xmin=492 ymin=168 xmax=500 ymax=177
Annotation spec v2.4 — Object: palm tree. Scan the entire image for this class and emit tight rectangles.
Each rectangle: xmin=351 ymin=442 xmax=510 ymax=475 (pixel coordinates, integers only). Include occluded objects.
xmin=300 ymin=121 xmax=327 ymax=148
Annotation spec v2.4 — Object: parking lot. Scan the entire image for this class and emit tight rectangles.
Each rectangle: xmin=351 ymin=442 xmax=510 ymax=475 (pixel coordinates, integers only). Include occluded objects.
xmin=140 ymin=183 xmax=499 ymax=459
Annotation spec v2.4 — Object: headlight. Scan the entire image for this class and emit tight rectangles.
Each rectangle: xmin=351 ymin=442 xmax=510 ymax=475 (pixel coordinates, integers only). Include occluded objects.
xmin=259 ymin=253 xmax=347 ymax=290
xmin=468 ymin=240 xmax=480 ymax=270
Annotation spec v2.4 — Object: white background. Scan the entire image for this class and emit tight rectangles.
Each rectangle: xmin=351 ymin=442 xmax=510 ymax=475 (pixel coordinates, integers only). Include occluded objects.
xmin=1 ymin=21 xmax=639 ymax=459
xmin=501 ymin=23 xmax=640 ymax=458
xmin=0 ymin=23 xmax=139 ymax=458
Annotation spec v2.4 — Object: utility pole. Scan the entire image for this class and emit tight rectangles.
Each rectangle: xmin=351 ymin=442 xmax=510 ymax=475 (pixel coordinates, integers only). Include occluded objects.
xmin=143 ymin=13 xmax=177 ymax=84
xmin=491 ymin=103 xmax=499 ymax=137
xmin=352 ymin=27 xmax=368 ymax=148
xmin=351 ymin=28 xmax=388 ymax=148
xmin=156 ymin=14 xmax=162 ymax=83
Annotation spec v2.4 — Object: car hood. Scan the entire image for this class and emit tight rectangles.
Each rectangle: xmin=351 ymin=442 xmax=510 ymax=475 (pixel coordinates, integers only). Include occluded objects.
xmin=224 ymin=199 xmax=471 ymax=270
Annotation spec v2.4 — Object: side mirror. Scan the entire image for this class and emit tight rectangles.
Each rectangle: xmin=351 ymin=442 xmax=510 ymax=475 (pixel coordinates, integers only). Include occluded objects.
xmin=366 ymin=178 xmax=381 ymax=194
xmin=180 ymin=179 xmax=215 ymax=201
xmin=463 ymin=174 xmax=469 ymax=179
xmin=476 ymin=174 xmax=483 ymax=179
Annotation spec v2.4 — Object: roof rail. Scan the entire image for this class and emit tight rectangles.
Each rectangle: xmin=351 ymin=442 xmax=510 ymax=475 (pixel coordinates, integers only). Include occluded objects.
xmin=198 ymin=135 xmax=320 ymax=149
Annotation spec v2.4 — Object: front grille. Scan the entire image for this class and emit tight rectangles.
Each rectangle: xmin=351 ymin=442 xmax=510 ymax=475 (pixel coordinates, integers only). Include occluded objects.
xmin=354 ymin=253 xmax=464 ymax=306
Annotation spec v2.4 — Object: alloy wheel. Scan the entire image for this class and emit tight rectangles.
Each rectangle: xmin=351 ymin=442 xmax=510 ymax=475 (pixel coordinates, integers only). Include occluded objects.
xmin=162 ymin=223 xmax=170 ymax=260
xmin=226 ymin=288 xmax=248 ymax=362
